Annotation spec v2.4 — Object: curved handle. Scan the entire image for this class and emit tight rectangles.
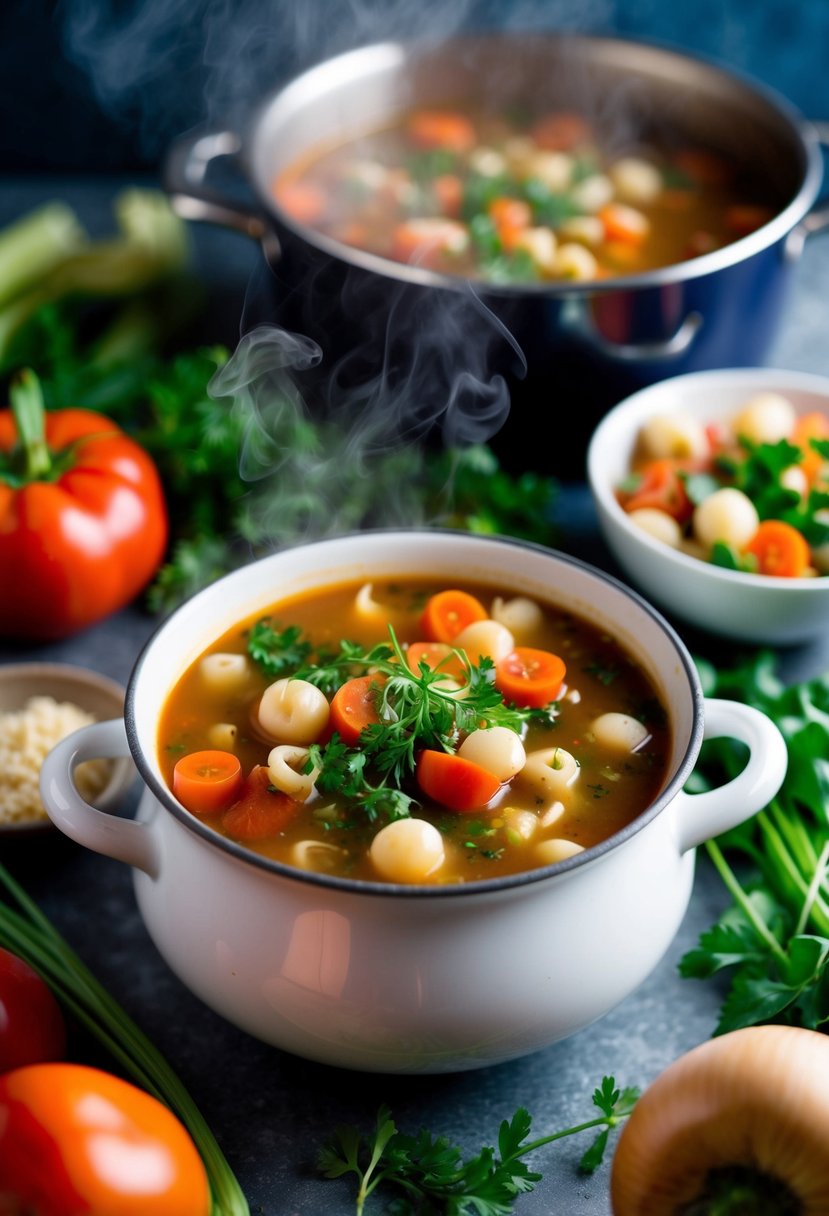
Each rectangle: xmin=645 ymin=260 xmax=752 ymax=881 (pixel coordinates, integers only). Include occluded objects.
xmin=589 ymin=309 xmax=703 ymax=362
xmin=40 ymin=719 xmax=159 ymax=878
xmin=673 ymin=698 xmax=787 ymax=854
xmin=163 ymin=128 xmax=281 ymax=261
xmin=785 ymin=120 xmax=829 ymax=259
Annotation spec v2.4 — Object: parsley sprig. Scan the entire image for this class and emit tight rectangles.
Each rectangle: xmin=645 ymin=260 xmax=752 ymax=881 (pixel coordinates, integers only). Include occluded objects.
xmin=249 ymin=623 xmax=557 ymax=826
xmin=704 ymin=436 xmax=829 ymax=572
xmin=317 ymin=1076 xmax=639 ymax=1214
xmin=680 ymin=651 xmax=829 ymax=1033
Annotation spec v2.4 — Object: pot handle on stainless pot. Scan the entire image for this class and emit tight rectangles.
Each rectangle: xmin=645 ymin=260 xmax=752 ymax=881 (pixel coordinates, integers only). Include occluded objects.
xmin=40 ymin=719 xmax=159 ymax=878
xmin=163 ymin=128 xmax=280 ymax=261
xmin=672 ymin=698 xmax=787 ymax=855
xmin=785 ymin=121 xmax=829 ymax=260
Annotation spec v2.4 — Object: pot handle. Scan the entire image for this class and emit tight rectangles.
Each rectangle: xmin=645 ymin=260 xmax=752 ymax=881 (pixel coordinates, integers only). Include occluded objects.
xmin=40 ymin=719 xmax=159 ymax=878
xmin=672 ymin=697 xmax=787 ymax=855
xmin=785 ymin=120 xmax=829 ymax=259
xmin=163 ymin=127 xmax=280 ymax=260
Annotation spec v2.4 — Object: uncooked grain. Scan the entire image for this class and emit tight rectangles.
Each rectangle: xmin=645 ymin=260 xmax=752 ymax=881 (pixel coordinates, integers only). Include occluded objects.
xmin=0 ymin=696 xmax=109 ymax=825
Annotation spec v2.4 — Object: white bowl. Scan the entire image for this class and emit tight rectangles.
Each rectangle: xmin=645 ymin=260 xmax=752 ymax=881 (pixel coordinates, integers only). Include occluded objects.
xmin=39 ymin=532 xmax=786 ymax=1072
xmin=587 ymin=367 xmax=829 ymax=645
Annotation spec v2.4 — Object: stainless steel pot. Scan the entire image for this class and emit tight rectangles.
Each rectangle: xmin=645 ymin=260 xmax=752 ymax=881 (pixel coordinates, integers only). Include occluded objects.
xmin=164 ymin=33 xmax=829 ymax=475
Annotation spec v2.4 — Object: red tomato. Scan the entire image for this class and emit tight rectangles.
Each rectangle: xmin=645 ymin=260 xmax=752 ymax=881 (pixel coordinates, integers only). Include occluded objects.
xmin=0 ymin=1062 xmax=210 ymax=1215
xmin=0 ymin=946 xmax=66 ymax=1072
xmin=0 ymin=372 xmax=168 ymax=640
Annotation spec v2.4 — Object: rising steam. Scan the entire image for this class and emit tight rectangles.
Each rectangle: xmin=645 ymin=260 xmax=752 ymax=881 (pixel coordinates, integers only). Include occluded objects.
xmin=58 ymin=0 xmax=617 ymax=157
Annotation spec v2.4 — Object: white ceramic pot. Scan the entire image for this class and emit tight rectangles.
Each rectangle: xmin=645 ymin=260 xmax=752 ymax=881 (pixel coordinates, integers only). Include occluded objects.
xmin=40 ymin=532 xmax=786 ymax=1074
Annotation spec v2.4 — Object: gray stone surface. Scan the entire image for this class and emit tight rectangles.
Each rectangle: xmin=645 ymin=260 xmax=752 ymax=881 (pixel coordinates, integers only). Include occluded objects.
xmin=2 ymin=177 xmax=829 ymax=1214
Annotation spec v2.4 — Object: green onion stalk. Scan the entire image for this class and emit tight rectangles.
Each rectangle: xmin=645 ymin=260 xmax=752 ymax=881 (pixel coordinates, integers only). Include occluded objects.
xmin=0 ymin=862 xmax=249 ymax=1216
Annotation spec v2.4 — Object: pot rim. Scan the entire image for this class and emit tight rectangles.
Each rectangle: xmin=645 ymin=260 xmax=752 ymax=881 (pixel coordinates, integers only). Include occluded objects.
xmin=247 ymin=30 xmax=824 ymax=296
xmin=125 ymin=529 xmax=704 ymax=899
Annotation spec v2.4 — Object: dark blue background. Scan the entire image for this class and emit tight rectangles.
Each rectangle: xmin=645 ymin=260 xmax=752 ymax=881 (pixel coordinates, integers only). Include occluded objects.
xmin=3 ymin=0 xmax=828 ymax=173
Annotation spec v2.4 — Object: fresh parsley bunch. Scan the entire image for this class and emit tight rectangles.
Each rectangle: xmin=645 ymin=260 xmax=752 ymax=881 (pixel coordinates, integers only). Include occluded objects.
xmin=317 ymin=1076 xmax=639 ymax=1214
xmin=680 ymin=651 xmax=829 ymax=1033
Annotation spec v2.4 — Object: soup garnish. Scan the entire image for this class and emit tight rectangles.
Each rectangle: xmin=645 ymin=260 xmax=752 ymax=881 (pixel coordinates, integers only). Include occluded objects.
xmin=158 ymin=578 xmax=671 ymax=884
xmin=273 ymin=106 xmax=774 ymax=284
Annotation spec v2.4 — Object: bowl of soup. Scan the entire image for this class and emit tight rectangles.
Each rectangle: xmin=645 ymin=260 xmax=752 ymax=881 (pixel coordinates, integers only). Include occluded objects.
xmin=587 ymin=366 xmax=829 ymax=643
xmin=164 ymin=33 xmax=828 ymax=473
xmin=40 ymin=531 xmax=786 ymax=1072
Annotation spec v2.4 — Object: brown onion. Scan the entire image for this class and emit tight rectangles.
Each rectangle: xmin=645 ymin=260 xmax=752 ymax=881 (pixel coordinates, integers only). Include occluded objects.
xmin=610 ymin=1025 xmax=829 ymax=1215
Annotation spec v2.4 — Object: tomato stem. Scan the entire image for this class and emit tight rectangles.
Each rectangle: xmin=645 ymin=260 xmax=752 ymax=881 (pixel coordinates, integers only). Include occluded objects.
xmin=10 ymin=369 xmax=51 ymax=480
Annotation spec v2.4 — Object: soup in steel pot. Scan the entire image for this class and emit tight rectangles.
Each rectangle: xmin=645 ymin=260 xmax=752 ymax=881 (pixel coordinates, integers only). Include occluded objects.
xmin=158 ymin=576 xmax=671 ymax=884
xmin=272 ymin=105 xmax=774 ymax=285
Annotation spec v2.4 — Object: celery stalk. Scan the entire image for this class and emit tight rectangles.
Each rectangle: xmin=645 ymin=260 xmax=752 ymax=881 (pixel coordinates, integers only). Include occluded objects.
xmin=0 ymin=202 xmax=86 ymax=310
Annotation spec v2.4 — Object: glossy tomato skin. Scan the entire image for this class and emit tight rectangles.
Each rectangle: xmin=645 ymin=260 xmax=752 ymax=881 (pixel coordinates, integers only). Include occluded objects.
xmin=0 ymin=1063 xmax=211 ymax=1216
xmin=0 ymin=946 xmax=66 ymax=1072
xmin=0 ymin=408 xmax=168 ymax=640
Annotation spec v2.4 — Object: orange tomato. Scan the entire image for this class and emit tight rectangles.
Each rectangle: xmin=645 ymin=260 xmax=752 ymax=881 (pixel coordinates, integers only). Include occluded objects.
xmin=0 ymin=1063 xmax=210 ymax=1216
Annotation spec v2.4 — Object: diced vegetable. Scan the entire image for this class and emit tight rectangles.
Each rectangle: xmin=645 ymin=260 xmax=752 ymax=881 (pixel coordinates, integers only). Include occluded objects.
xmin=416 ymin=748 xmax=502 ymax=812
xmin=172 ymin=750 xmax=243 ymax=815
xmin=495 ymin=647 xmax=567 ymax=708
xmin=419 ymin=589 xmax=488 ymax=643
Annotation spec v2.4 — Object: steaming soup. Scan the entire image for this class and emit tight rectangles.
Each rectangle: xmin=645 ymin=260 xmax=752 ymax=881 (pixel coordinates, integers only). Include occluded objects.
xmin=158 ymin=577 xmax=671 ymax=884
xmin=273 ymin=106 xmax=774 ymax=284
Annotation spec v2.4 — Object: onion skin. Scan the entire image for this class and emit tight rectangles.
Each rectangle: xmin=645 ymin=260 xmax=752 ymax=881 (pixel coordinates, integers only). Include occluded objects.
xmin=610 ymin=1025 xmax=829 ymax=1214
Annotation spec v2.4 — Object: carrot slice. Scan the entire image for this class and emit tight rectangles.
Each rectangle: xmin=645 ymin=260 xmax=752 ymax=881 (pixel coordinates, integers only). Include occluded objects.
xmin=488 ymin=197 xmax=532 ymax=249
xmin=406 ymin=641 xmax=466 ymax=682
xmin=407 ymin=110 xmax=475 ymax=152
xmin=743 ymin=520 xmax=811 ymax=578
xmin=416 ymin=749 xmax=501 ymax=812
xmin=725 ymin=204 xmax=774 ymax=236
xmin=419 ymin=590 xmax=488 ymax=643
xmin=172 ymin=750 xmax=242 ymax=815
xmin=273 ymin=179 xmax=327 ymax=225
xmin=618 ymin=458 xmax=694 ymax=524
xmin=389 ymin=218 xmax=468 ymax=268
xmin=673 ymin=148 xmax=732 ymax=186
xmin=221 ymin=766 xmax=302 ymax=841
xmin=495 ymin=647 xmax=566 ymax=709
xmin=329 ymin=674 xmax=386 ymax=746
xmin=433 ymin=173 xmax=464 ymax=218
xmin=598 ymin=203 xmax=650 ymax=246
xmin=792 ymin=411 xmax=829 ymax=484
xmin=531 ymin=111 xmax=590 ymax=151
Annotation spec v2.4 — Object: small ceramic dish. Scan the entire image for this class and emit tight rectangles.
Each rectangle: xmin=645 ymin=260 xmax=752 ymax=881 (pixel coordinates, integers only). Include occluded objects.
xmin=0 ymin=662 xmax=134 ymax=835
xmin=587 ymin=367 xmax=829 ymax=645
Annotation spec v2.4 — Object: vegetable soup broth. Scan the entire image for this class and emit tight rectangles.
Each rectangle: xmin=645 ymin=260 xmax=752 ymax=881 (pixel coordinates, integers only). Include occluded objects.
xmin=272 ymin=106 xmax=773 ymax=284
xmin=158 ymin=578 xmax=671 ymax=883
